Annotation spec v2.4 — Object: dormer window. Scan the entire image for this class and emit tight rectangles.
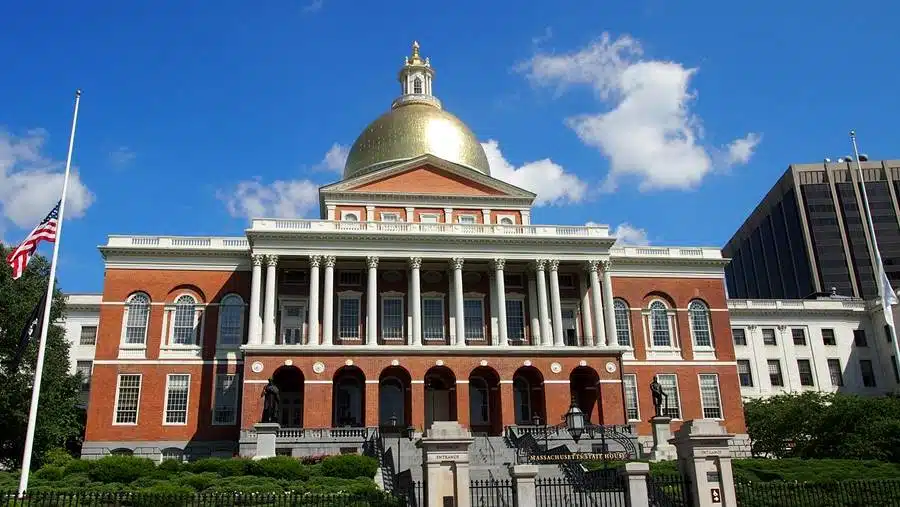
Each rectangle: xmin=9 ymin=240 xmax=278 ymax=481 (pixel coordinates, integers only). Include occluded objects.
xmin=413 ymin=77 xmax=423 ymax=94
xmin=342 ymin=212 xmax=359 ymax=221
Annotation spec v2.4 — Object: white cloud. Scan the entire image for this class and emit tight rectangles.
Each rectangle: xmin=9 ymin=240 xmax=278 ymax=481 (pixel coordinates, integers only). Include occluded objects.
xmin=519 ymin=33 xmax=761 ymax=192
xmin=481 ymin=139 xmax=587 ymax=206
xmin=612 ymin=222 xmax=650 ymax=246
xmin=302 ymin=0 xmax=324 ymax=13
xmin=109 ymin=146 xmax=136 ymax=168
xmin=218 ymin=178 xmax=319 ymax=219
xmin=0 ymin=129 xmax=94 ymax=236
xmin=313 ymin=143 xmax=349 ymax=173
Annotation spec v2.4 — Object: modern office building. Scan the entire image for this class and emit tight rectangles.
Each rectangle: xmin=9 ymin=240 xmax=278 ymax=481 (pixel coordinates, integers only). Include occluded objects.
xmin=61 ymin=293 xmax=101 ymax=407
xmin=723 ymin=159 xmax=900 ymax=300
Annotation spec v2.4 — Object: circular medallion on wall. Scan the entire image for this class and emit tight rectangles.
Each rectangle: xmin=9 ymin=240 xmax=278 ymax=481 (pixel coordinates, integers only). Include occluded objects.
xmin=312 ymin=362 xmax=326 ymax=374
xmin=391 ymin=359 xmax=400 ymax=366
xmin=463 ymin=272 xmax=482 ymax=284
xmin=480 ymin=360 xmax=488 ymax=367
xmin=579 ymin=360 xmax=588 ymax=367
xmin=345 ymin=359 xmax=354 ymax=366
xmin=423 ymin=271 xmax=443 ymax=284
xmin=382 ymin=270 xmax=402 ymax=283
xmin=605 ymin=361 xmax=617 ymax=374
xmin=523 ymin=360 xmax=532 ymax=367
xmin=436 ymin=359 xmax=445 ymax=366
xmin=550 ymin=362 xmax=562 ymax=374
xmin=251 ymin=361 xmax=264 ymax=373
xmin=284 ymin=359 xmax=293 ymax=366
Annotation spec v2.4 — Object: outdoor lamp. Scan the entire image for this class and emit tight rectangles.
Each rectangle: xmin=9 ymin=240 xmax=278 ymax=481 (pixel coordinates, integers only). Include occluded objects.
xmin=389 ymin=414 xmax=398 ymax=428
xmin=532 ymin=414 xmax=541 ymax=427
xmin=564 ymin=396 xmax=586 ymax=443
xmin=407 ymin=425 xmax=416 ymax=441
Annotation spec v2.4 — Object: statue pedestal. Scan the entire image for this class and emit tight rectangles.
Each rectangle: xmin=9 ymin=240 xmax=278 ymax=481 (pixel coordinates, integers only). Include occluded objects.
xmin=649 ymin=416 xmax=676 ymax=462
xmin=254 ymin=422 xmax=280 ymax=460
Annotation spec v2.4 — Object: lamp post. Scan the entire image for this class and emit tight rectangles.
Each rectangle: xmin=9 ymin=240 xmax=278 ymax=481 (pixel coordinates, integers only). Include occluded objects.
xmin=564 ymin=396 xmax=586 ymax=443
xmin=389 ymin=414 xmax=400 ymax=479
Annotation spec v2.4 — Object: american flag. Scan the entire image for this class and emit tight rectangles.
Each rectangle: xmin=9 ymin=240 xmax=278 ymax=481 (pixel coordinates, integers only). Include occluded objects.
xmin=5 ymin=201 xmax=60 ymax=280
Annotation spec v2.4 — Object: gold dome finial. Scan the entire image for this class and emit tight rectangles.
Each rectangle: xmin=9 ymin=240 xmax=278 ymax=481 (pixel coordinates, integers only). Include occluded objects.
xmin=408 ymin=40 xmax=424 ymax=65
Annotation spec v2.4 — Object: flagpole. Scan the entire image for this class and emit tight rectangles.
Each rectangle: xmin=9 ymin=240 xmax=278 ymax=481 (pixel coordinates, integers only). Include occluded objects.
xmin=17 ymin=89 xmax=82 ymax=498
xmin=849 ymin=130 xmax=900 ymax=387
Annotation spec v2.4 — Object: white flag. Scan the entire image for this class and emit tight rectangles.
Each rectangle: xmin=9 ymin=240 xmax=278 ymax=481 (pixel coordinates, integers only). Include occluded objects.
xmin=882 ymin=268 xmax=898 ymax=315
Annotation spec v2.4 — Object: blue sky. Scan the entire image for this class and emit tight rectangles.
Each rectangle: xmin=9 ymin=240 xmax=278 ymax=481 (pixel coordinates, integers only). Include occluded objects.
xmin=1 ymin=1 xmax=899 ymax=294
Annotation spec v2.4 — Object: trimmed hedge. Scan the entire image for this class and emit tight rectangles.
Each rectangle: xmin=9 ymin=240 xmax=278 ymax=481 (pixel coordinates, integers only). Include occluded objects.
xmin=0 ymin=454 xmax=382 ymax=495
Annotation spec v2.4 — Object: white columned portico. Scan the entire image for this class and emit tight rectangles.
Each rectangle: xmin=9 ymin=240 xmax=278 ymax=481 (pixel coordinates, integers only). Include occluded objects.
xmin=366 ymin=256 xmax=379 ymax=346
xmin=601 ymin=259 xmax=617 ymax=346
xmin=322 ymin=256 xmax=335 ymax=346
xmin=527 ymin=270 xmax=541 ymax=344
xmin=248 ymin=254 xmax=263 ymax=345
xmin=548 ymin=259 xmax=564 ymax=347
xmin=492 ymin=258 xmax=508 ymax=346
xmin=262 ymin=255 xmax=278 ymax=346
xmin=409 ymin=257 xmax=422 ymax=346
xmin=580 ymin=274 xmax=594 ymax=347
xmin=488 ymin=271 xmax=499 ymax=343
xmin=307 ymin=255 xmax=321 ymax=346
xmin=535 ymin=260 xmax=551 ymax=346
xmin=587 ymin=261 xmax=607 ymax=347
xmin=451 ymin=258 xmax=466 ymax=346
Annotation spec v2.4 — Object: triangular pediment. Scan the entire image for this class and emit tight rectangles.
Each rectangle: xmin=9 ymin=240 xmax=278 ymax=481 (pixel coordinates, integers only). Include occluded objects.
xmin=320 ymin=154 xmax=536 ymax=200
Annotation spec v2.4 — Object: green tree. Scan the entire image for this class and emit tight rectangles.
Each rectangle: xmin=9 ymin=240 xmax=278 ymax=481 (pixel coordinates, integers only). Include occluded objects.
xmin=0 ymin=243 xmax=83 ymax=469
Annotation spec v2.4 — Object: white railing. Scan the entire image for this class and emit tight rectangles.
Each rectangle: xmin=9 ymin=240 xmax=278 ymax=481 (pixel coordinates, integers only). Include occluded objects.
xmin=727 ymin=299 xmax=867 ymax=311
xmin=250 ymin=219 xmax=611 ymax=238
xmin=105 ymin=236 xmax=250 ymax=250
xmin=609 ymin=246 xmax=722 ymax=260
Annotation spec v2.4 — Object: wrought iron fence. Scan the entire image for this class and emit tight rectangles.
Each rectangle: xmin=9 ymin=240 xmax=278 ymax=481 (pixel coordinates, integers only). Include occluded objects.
xmin=1 ymin=491 xmax=406 ymax=506
xmin=735 ymin=479 xmax=900 ymax=507
xmin=470 ymin=479 xmax=514 ymax=507
xmin=394 ymin=481 xmax=424 ymax=507
xmin=536 ymin=476 xmax=627 ymax=507
xmin=648 ymin=474 xmax=692 ymax=507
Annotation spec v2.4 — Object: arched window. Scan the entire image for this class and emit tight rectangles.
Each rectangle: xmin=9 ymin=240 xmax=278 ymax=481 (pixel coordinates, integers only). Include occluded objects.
xmin=379 ymin=376 xmax=405 ymax=426
xmin=649 ymin=300 xmax=671 ymax=347
xmin=172 ymin=295 xmax=197 ymax=345
xmin=513 ymin=377 xmax=532 ymax=425
xmin=413 ymin=77 xmax=423 ymax=94
xmin=123 ymin=293 xmax=151 ymax=345
xmin=334 ymin=376 xmax=363 ymax=427
xmin=218 ymin=294 xmax=244 ymax=346
xmin=110 ymin=448 xmax=133 ymax=456
xmin=469 ymin=377 xmax=490 ymax=425
xmin=500 ymin=217 xmax=514 ymax=225
xmin=343 ymin=213 xmax=359 ymax=221
xmin=689 ymin=300 xmax=712 ymax=348
xmin=614 ymin=299 xmax=632 ymax=347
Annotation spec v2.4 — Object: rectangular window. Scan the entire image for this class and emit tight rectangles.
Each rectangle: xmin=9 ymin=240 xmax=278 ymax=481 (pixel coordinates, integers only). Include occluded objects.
xmin=791 ymin=328 xmax=807 ymax=346
xmin=338 ymin=271 xmax=361 ymax=286
xmin=853 ymin=329 xmax=868 ymax=347
xmin=559 ymin=274 xmax=576 ymax=289
xmin=282 ymin=270 xmax=307 ymax=285
xmin=506 ymin=299 xmax=526 ymax=341
xmin=732 ymin=328 xmax=746 ymax=346
xmin=164 ymin=374 xmax=190 ymax=425
xmin=463 ymin=298 xmax=485 ymax=340
xmin=827 ymin=358 xmax=843 ymax=386
xmin=737 ymin=360 xmax=754 ymax=387
xmin=767 ymin=360 xmax=784 ymax=387
xmin=114 ymin=374 xmax=142 ymax=424
xmin=422 ymin=297 xmax=444 ymax=340
xmin=797 ymin=359 xmax=815 ymax=386
xmin=699 ymin=374 xmax=723 ymax=419
xmin=420 ymin=214 xmax=439 ymax=224
xmin=213 ymin=374 xmax=238 ymax=425
xmin=79 ymin=325 xmax=97 ymax=345
xmin=381 ymin=297 xmax=404 ymax=339
xmin=457 ymin=214 xmax=476 ymax=224
xmin=504 ymin=273 xmax=524 ymax=288
xmin=381 ymin=213 xmax=400 ymax=222
xmin=762 ymin=328 xmax=777 ymax=346
xmin=76 ymin=360 xmax=92 ymax=392
xmin=623 ymin=374 xmax=639 ymax=421
xmin=822 ymin=328 xmax=836 ymax=346
xmin=860 ymin=359 xmax=877 ymax=387
xmin=656 ymin=374 xmax=681 ymax=419
xmin=339 ymin=297 xmax=360 ymax=339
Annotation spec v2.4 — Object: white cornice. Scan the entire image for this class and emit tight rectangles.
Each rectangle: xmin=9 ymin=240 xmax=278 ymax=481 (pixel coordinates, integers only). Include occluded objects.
xmin=242 ymin=344 xmax=627 ymax=357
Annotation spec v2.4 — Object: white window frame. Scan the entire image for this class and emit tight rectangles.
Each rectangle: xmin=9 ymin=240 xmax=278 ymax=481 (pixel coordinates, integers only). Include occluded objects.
xmin=163 ymin=373 xmax=191 ymax=426
xmin=341 ymin=211 xmax=360 ymax=221
xmin=278 ymin=296 xmax=308 ymax=345
xmin=80 ymin=325 xmax=98 ymax=345
xmin=113 ymin=373 xmax=142 ymax=426
xmin=623 ymin=374 xmax=640 ymax=422
xmin=381 ymin=212 xmax=400 ymax=222
xmin=160 ymin=448 xmax=184 ymax=463
xmin=457 ymin=214 xmax=477 ymax=224
xmin=420 ymin=213 xmax=440 ymax=224
xmin=217 ymin=294 xmax=245 ymax=349
xmin=463 ymin=293 xmax=486 ymax=341
xmin=337 ymin=291 xmax=362 ymax=340
xmin=212 ymin=373 xmax=239 ymax=426
xmin=421 ymin=292 xmax=446 ymax=341
xmin=688 ymin=299 xmax=715 ymax=359
xmin=698 ymin=373 xmax=723 ymax=420
xmin=119 ymin=292 xmax=151 ymax=358
xmin=505 ymin=294 xmax=527 ymax=342
xmin=160 ymin=294 xmax=205 ymax=358
xmin=737 ymin=359 xmax=754 ymax=388
xmin=381 ymin=292 xmax=405 ymax=340
xmin=643 ymin=299 xmax=680 ymax=359
xmin=613 ymin=299 xmax=633 ymax=350
xmin=654 ymin=373 xmax=682 ymax=420
xmin=497 ymin=214 xmax=516 ymax=226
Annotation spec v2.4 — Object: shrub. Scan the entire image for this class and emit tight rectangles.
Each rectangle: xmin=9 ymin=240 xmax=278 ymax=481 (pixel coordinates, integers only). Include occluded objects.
xmin=246 ymin=457 xmax=309 ymax=481
xmin=303 ymin=476 xmax=380 ymax=494
xmin=204 ymin=475 xmax=283 ymax=495
xmin=187 ymin=457 xmax=249 ymax=477
xmin=156 ymin=459 xmax=183 ymax=474
xmin=88 ymin=456 xmax=156 ymax=484
xmin=42 ymin=448 xmax=74 ymax=467
xmin=32 ymin=465 xmax=65 ymax=482
xmin=320 ymin=454 xmax=378 ymax=479
xmin=63 ymin=459 xmax=92 ymax=476
xmin=178 ymin=472 xmax=219 ymax=491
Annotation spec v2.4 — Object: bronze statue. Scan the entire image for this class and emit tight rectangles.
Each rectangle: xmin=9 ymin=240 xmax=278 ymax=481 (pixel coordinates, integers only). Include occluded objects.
xmin=650 ymin=378 xmax=668 ymax=418
xmin=261 ymin=378 xmax=280 ymax=424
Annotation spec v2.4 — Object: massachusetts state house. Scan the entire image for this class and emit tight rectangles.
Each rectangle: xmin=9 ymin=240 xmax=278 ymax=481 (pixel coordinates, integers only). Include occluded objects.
xmin=83 ymin=42 xmax=745 ymax=460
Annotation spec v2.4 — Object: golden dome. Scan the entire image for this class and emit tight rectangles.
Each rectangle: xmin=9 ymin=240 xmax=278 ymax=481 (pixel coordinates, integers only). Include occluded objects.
xmin=342 ymin=41 xmax=490 ymax=180
xmin=343 ymin=104 xmax=491 ymax=179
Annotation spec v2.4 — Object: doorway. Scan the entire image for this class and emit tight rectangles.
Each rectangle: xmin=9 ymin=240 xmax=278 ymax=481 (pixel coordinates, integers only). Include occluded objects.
xmin=424 ymin=366 xmax=456 ymax=429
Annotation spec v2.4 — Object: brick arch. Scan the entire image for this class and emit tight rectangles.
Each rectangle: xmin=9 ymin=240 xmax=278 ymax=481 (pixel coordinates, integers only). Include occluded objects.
xmin=512 ymin=366 xmax=546 ymax=425
xmin=469 ymin=366 xmax=502 ymax=436
xmin=379 ymin=366 xmax=412 ymax=427
xmin=642 ymin=290 xmax=675 ymax=308
xmin=424 ymin=366 xmax=457 ymax=426
xmin=272 ymin=365 xmax=304 ymax=428
xmin=332 ymin=366 xmax=365 ymax=428
xmin=570 ymin=366 xmax=600 ymax=424
xmin=166 ymin=284 xmax=207 ymax=304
